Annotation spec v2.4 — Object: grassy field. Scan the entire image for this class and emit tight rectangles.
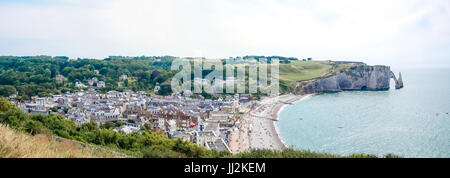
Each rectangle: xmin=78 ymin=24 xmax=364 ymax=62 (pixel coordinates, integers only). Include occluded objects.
xmin=277 ymin=60 xmax=353 ymax=93
xmin=279 ymin=60 xmax=334 ymax=82
xmin=0 ymin=124 xmax=127 ymax=158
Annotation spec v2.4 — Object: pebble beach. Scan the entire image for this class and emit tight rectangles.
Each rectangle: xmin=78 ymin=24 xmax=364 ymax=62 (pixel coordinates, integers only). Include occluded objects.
xmin=229 ymin=94 xmax=308 ymax=153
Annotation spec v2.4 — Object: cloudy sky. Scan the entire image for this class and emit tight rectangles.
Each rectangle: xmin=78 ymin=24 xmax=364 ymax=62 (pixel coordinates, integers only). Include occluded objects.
xmin=0 ymin=0 xmax=449 ymax=68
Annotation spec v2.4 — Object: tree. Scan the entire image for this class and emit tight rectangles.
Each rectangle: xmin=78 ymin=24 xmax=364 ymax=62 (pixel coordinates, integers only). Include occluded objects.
xmin=0 ymin=97 xmax=14 ymax=112
xmin=158 ymin=83 xmax=172 ymax=96
xmin=101 ymin=121 xmax=116 ymax=129
xmin=63 ymin=107 xmax=71 ymax=114
xmin=141 ymin=122 xmax=153 ymax=131
xmin=50 ymin=106 xmax=58 ymax=112
xmin=0 ymin=85 xmax=17 ymax=97
xmin=81 ymin=121 xmax=99 ymax=132
xmin=151 ymin=70 xmax=159 ymax=80
xmin=115 ymin=120 xmax=124 ymax=127
xmin=0 ymin=56 xmax=177 ymax=97
xmin=25 ymin=120 xmax=49 ymax=135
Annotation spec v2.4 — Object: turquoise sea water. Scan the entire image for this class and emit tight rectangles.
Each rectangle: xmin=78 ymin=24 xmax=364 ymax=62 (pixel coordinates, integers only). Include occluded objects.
xmin=277 ymin=68 xmax=450 ymax=158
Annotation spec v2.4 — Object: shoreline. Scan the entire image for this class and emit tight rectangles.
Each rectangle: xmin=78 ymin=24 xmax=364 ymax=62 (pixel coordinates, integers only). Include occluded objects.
xmin=228 ymin=94 xmax=310 ymax=153
xmin=273 ymin=94 xmax=313 ymax=150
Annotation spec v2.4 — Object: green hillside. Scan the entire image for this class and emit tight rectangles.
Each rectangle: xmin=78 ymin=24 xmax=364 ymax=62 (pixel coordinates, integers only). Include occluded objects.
xmin=279 ymin=61 xmax=334 ymax=82
xmin=277 ymin=60 xmax=354 ymax=93
xmin=0 ymin=56 xmax=354 ymax=99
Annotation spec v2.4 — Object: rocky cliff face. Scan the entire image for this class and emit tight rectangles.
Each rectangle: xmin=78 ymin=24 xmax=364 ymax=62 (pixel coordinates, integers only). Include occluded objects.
xmin=302 ymin=65 xmax=401 ymax=94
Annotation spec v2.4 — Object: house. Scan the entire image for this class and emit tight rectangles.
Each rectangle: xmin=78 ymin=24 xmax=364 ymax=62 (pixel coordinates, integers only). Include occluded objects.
xmin=203 ymin=122 xmax=220 ymax=136
xmin=154 ymin=86 xmax=160 ymax=92
xmin=88 ymin=77 xmax=98 ymax=86
xmin=195 ymin=130 xmax=216 ymax=146
xmin=195 ymin=131 xmax=231 ymax=152
xmin=184 ymin=90 xmax=192 ymax=97
xmin=239 ymin=94 xmax=252 ymax=103
xmin=206 ymin=138 xmax=231 ymax=153
xmin=172 ymin=131 xmax=193 ymax=142
xmin=97 ymin=81 xmax=106 ymax=88
xmin=115 ymin=125 xmax=140 ymax=134
xmin=75 ymin=82 xmax=87 ymax=88
xmin=9 ymin=94 xmax=17 ymax=99
xmin=57 ymin=98 xmax=65 ymax=105
xmin=119 ymin=75 xmax=128 ymax=81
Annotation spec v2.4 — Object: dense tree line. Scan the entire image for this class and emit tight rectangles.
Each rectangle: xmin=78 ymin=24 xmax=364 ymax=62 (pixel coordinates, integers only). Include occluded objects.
xmin=242 ymin=55 xmax=297 ymax=63
xmin=0 ymin=55 xmax=277 ymax=99
xmin=0 ymin=56 xmax=177 ymax=99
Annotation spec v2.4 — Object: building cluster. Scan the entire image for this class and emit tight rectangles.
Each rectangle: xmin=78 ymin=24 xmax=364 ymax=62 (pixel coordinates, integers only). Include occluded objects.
xmin=74 ymin=77 xmax=106 ymax=89
xmin=14 ymin=90 xmax=255 ymax=153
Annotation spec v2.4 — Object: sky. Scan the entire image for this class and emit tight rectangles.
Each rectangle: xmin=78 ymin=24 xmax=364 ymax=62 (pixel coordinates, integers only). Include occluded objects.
xmin=0 ymin=0 xmax=449 ymax=69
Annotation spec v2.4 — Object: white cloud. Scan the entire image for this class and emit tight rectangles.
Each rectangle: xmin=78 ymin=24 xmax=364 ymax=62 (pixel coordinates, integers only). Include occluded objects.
xmin=0 ymin=0 xmax=449 ymax=68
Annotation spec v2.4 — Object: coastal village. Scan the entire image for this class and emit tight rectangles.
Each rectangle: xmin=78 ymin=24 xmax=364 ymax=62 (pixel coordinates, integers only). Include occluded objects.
xmin=5 ymin=60 xmax=406 ymax=155
xmin=1 ymin=57 xmax=418 ymax=158
xmin=10 ymin=76 xmax=263 ymax=153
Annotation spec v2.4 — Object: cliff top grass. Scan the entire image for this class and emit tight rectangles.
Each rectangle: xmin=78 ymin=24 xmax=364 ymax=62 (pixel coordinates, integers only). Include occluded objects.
xmin=279 ymin=61 xmax=334 ymax=82
xmin=277 ymin=60 xmax=354 ymax=93
xmin=278 ymin=60 xmax=355 ymax=82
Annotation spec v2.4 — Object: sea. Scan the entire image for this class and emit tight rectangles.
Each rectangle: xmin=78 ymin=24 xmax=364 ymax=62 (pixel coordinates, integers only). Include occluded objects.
xmin=277 ymin=68 xmax=450 ymax=158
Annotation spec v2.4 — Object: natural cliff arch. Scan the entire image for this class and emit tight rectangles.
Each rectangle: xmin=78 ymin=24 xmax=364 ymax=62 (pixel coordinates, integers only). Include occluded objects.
xmin=390 ymin=71 xmax=404 ymax=89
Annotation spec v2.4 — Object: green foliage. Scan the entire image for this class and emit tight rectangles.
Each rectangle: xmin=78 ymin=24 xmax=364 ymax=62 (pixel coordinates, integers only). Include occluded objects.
xmin=50 ymin=106 xmax=58 ymax=112
xmin=242 ymin=55 xmax=298 ymax=62
xmin=0 ymin=97 xmax=15 ymax=112
xmin=233 ymin=148 xmax=394 ymax=158
xmin=0 ymin=56 xmax=176 ymax=97
xmin=81 ymin=121 xmax=99 ymax=132
xmin=115 ymin=120 xmax=124 ymax=128
xmin=25 ymin=119 xmax=50 ymax=135
xmin=278 ymin=60 xmax=334 ymax=82
xmin=233 ymin=148 xmax=339 ymax=158
xmin=141 ymin=122 xmax=153 ymax=131
xmin=384 ymin=153 xmax=402 ymax=158
xmin=0 ymin=56 xmax=353 ymax=97
xmin=0 ymin=85 xmax=16 ymax=97
xmin=346 ymin=153 xmax=378 ymax=158
xmin=101 ymin=121 xmax=116 ymax=129
xmin=62 ymin=107 xmax=70 ymax=114
xmin=142 ymin=145 xmax=183 ymax=158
